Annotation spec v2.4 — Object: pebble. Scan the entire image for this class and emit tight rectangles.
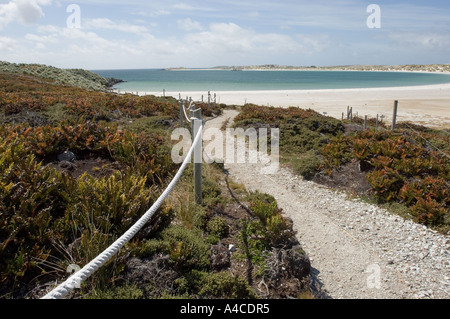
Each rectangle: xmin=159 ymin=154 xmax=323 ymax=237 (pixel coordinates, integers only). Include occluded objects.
xmin=285 ymin=171 xmax=450 ymax=299
xmin=252 ymin=162 xmax=450 ymax=299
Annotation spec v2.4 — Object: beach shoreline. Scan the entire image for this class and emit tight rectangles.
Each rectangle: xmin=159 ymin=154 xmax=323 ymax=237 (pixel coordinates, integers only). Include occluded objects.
xmin=123 ymin=82 xmax=450 ymax=129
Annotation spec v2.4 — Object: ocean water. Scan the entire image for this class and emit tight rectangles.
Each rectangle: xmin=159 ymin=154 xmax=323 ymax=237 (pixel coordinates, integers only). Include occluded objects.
xmin=93 ymin=69 xmax=450 ymax=93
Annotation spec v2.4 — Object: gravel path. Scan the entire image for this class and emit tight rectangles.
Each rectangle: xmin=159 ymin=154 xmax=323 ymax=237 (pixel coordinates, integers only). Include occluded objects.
xmin=205 ymin=110 xmax=450 ymax=299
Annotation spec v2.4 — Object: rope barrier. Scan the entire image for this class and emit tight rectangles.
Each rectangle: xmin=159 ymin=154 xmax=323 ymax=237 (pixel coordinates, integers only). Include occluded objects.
xmin=41 ymin=124 xmax=204 ymax=299
xmin=182 ymin=103 xmax=192 ymax=123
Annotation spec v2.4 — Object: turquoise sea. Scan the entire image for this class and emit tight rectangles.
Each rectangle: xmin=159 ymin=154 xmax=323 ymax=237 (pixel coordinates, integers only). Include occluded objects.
xmin=93 ymin=69 xmax=450 ymax=92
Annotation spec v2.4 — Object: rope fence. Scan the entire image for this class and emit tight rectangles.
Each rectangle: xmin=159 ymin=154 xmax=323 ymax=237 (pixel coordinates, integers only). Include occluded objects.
xmin=182 ymin=100 xmax=193 ymax=123
xmin=42 ymin=119 xmax=204 ymax=300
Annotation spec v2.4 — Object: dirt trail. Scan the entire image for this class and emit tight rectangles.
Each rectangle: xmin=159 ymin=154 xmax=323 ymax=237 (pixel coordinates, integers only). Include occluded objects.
xmin=203 ymin=109 xmax=450 ymax=299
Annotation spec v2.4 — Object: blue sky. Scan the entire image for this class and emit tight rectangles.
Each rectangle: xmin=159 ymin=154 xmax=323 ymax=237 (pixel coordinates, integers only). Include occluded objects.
xmin=0 ymin=0 xmax=449 ymax=69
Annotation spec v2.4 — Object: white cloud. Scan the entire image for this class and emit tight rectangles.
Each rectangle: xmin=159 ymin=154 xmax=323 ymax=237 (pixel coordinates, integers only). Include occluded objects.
xmin=388 ymin=31 xmax=450 ymax=50
xmin=177 ymin=18 xmax=203 ymax=31
xmin=184 ymin=22 xmax=329 ymax=57
xmin=37 ymin=24 xmax=59 ymax=33
xmin=25 ymin=31 xmax=57 ymax=43
xmin=0 ymin=36 xmax=17 ymax=51
xmin=85 ymin=18 xmax=148 ymax=34
xmin=172 ymin=3 xmax=194 ymax=11
xmin=0 ymin=0 xmax=51 ymax=29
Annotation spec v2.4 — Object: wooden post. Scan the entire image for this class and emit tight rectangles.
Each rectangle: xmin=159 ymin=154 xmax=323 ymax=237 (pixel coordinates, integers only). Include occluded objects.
xmin=364 ymin=115 xmax=368 ymax=130
xmin=350 ymin=107 xmax=353 ymax=122
xmin=192 ymin=109 xmax=203 ymax=205
xmin=392 ymin=100 xmax=398 ymax=131
xmin=376 ymin=114 xmax=379 ymax=132
xmin=342 ymin=112 xmax=344 ymax=121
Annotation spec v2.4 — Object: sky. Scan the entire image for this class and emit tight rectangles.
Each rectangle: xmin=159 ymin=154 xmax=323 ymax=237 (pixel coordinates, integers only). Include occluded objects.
xmin=0 ymin=0 xmax=449 ymax=70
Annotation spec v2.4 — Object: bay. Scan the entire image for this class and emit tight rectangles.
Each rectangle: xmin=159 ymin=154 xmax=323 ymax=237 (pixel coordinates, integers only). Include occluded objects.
xmin=93 ymin=69 xmax=450 ymax=93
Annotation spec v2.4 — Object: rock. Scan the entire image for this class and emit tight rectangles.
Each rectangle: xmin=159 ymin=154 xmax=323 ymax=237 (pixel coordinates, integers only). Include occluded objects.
xmin=211 ymin=244 xmax=231 ymax=271
xmin=58 ymin=151 xmax=77 ymax=162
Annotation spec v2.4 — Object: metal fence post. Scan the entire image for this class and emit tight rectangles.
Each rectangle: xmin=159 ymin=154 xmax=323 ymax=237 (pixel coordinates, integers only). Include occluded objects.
xmin=208 ymin=91 xmax=211 ymax=109
xmin=192 ymin=109 xmax=203 ymax=205
xmin=179 ymin=99 xmax=184 ymax=127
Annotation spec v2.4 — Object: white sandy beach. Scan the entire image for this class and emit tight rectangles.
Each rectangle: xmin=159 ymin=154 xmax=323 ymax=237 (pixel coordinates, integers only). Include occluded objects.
xmin=129 ymin=82 xmax=450 ymax=129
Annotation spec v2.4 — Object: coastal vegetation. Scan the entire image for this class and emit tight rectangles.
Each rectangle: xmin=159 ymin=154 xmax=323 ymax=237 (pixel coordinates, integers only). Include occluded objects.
xmin=2 ymin=60 xmax=448 ymax=300
xmin=0 ymin=61 xmax=122 ymax=91
xmin=0 ymin=64 xmax=311 ymax=299
xmin=234 ymin=104 xmax=450 ymax=234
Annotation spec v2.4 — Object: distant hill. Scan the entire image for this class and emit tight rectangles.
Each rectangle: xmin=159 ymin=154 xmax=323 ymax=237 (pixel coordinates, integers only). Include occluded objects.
xmin=208 ymin=64 xmax=450 ymax=73
xmin=0 ymin=61 xmax=122 ymax=91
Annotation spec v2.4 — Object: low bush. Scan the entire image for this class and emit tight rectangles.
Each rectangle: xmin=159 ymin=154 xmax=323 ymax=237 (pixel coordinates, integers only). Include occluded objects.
xmin=206 ymin=216 xmax=229 ymax=244
xmin=293 ymin=151 xmax=323 ymax=180
xmin=176 ymin=270 xmax=256 ymax=299
xmin=140 ymin=225 xmax=211 ymax=272
xmin=321 ymin=128 xmax=449 ymax=230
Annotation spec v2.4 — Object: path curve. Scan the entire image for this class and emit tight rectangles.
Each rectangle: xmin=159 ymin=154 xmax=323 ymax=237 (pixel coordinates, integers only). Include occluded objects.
xmin=204 ymin=109 xmax=450 ymax=299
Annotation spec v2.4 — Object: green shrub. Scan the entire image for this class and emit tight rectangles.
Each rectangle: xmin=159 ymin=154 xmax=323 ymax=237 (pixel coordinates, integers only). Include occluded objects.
xmin=206 ymin=217 xmax=229 ymax=244
xmin=67 ymin=171 xmax=151 ymax=236
xmin=202 ymin=178 xmax=224 ymax=208
xmin=207 ymin=217 xmax=229 ymax=238
xmin=177 ymin=270 xmax=256 ymax=299
xmin=293 ymin=151 xmax=323 ymax=180
xmin=192 ymin=206 xmax=208 ymax=231
xmin=141 ymin=226 xmax=210 ymax=272
xmin=85 ymin=284 xmax=144 ymax=299
xmin=0 ymin=143 xmax=69 ymax=291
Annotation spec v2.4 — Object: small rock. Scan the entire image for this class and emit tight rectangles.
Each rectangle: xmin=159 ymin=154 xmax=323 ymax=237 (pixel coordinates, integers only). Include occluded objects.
xmin=58 ymin=151 xmax=77 ymax=163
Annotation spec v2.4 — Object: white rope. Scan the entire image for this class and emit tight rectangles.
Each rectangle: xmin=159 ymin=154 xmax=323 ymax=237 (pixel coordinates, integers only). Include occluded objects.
xmin=182 ymin=102 xmax=192 ymax=123
xmin=41 ymin=124 xmax=204 ymax=299
xmin=186 ymin=101 xmax=194 ymax=110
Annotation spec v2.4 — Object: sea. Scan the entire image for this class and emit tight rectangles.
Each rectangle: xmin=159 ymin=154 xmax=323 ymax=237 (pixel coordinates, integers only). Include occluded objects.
xmin=92 ymin=69 xmax=450 ymax=93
